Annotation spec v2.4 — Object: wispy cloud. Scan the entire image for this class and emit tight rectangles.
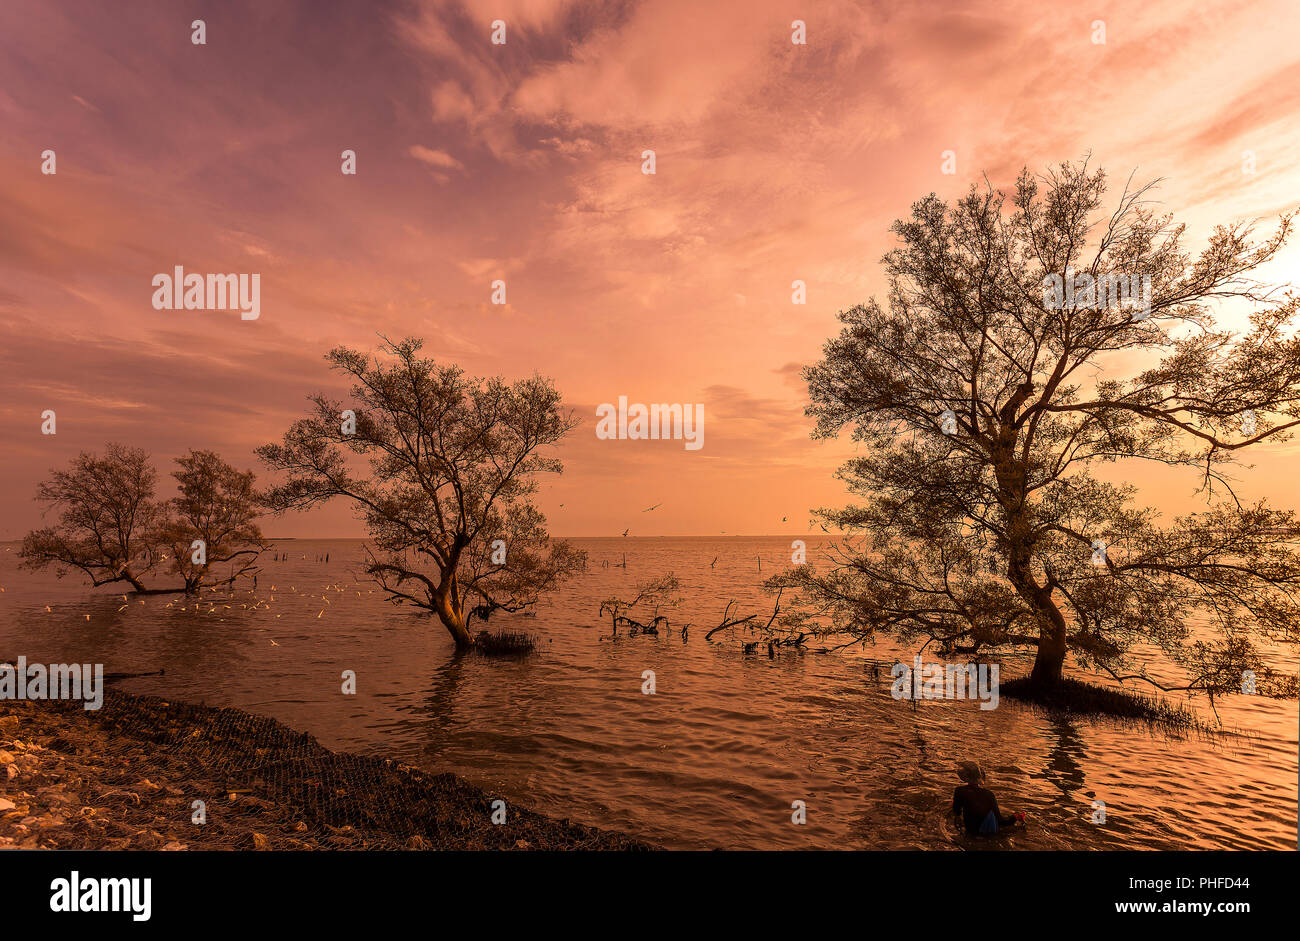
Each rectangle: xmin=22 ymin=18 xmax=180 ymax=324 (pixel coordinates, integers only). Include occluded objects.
xmin=1 ymin=0 xmax=1297 ymax=536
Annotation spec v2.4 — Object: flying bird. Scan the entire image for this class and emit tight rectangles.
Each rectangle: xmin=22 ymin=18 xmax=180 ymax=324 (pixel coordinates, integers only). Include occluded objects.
xmin=643 ymin=503 xmax=662 ymax=512
xmin=622 ymin=528 xmax=630 ymax=537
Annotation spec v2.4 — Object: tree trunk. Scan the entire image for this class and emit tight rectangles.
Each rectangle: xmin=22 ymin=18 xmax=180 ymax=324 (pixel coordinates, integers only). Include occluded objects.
xmin=995 ymin=441 xmax=1070 ymax=688
xmin=1029 ymin=626 xmax=1067 ymax=686
xmin=1003 ymin=513 xmax=1069 ymax=688
xmin=435 ymin=593 xmax=475 ymax=649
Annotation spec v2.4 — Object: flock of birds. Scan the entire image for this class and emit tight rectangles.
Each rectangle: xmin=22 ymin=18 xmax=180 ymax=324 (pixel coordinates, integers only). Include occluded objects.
xmin=5 ymin=516 xmax=812 ymax=639
xmin=614 ymin=503 xmax=789 ymax=538
xmin=14 ymin=555 xmax=379 ymax=648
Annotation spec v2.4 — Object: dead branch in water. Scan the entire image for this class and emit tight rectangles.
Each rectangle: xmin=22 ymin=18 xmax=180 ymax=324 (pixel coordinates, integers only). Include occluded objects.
xmin=706 ymin=589 xmax=785 ymax=642
xmin=624 ymin=615 xmax=670 ymax=636
xmin=704 ymin=600 xmax=757 ymax=640
xmin=599 ymin=575 xmax=681 ymax=637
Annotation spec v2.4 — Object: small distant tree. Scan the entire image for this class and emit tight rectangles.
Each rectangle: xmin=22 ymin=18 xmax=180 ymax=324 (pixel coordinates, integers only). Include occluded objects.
xmin=157 ymin=449 xmax=267 ymax=593
xmin=21 ymin=444 xmax=266 ymax=595
xmin=772 ymin=160 xmax=1300 ymax=697
xmin=257 ymin=337 xmax=586 ymax=650
xmin=21 ymin=443 xmax=165 ymax=592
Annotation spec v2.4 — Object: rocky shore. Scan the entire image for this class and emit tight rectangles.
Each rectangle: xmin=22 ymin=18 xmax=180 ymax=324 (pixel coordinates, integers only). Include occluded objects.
xmin=0 ymin=690 xmax=653 ymax=851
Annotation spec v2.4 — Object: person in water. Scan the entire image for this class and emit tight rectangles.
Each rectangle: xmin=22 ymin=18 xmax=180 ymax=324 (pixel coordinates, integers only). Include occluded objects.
xmin=952 ymin=761 xmax=1024 ymax=836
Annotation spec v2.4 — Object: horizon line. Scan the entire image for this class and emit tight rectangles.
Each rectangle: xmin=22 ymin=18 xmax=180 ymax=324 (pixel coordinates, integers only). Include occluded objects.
xmin=0 ymin=533 xmax=838 ymax=543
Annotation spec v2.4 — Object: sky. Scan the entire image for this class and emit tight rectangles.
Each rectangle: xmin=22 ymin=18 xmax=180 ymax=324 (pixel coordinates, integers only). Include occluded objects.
xmin=1 ymin=0 xmax=1298 ymax=538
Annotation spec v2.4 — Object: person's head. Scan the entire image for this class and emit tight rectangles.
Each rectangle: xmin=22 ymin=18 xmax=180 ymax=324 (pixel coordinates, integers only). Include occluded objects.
xmin=956 ymin=761 xmax=985 ymax=785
